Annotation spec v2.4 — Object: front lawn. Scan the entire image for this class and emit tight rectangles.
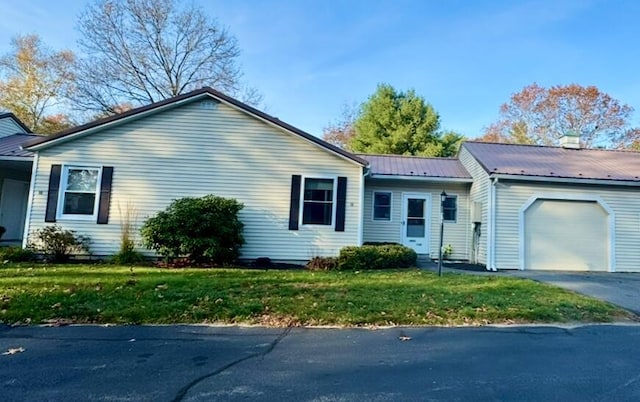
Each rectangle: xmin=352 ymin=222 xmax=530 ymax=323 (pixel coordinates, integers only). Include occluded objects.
xmin=0 ymin=265 xmax=633 ymax=326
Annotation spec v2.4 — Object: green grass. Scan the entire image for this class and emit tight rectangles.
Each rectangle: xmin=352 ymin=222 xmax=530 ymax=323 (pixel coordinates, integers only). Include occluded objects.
xmin=0 ymin=264 xmax=633 ymax=326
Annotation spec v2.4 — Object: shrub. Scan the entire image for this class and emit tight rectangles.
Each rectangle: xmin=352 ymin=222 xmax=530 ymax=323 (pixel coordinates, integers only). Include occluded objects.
xmin=28 ymin=225 xmax=91 ymax=262
xmin=0 ymin=246 xmax=35 ymax=263
xmin=338 ymin=244 xmax=417 ymax=270
xmin=0 ymin=226 xmax=5 ymax=239
xmin=306 ymin=256 xmax=339 ymax=271
xmin=140 ymin=194 xmax=244 ymax=265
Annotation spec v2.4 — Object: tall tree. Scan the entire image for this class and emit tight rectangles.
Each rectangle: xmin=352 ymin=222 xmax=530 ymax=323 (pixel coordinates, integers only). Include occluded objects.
xmin=480 ymin=83 xmax=638 ymax=148
xmin=73 ymin=0 xmax=260 ymax=115
xmin=349 ymin=84 xmax=464 ymax=157
xmin=0 ymin=34 xmax=75 ymax=133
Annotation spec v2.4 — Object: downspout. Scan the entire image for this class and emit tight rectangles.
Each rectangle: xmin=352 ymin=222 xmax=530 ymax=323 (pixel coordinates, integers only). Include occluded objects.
xmin=489 ymin=176 xmax=498 ymax=271
xmin=358 ymin=165 xmax=370 ymax=246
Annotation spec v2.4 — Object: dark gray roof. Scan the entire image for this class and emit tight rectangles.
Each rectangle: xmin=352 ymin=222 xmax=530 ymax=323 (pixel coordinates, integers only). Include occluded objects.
xmin=463 ymin=141 xmax=640 ymax=182
xmin=359 ymin=154 xmax=472 ymax=179
xmin=0 ymin=134 xmax=40 ymax=158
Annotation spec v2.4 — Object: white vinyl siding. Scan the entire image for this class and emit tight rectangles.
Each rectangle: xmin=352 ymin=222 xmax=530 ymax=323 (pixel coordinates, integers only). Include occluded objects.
xmin=494 ymin=180 xmax=640 ymax=272
xmin=362 ymin=179 xmax=471 ymax=260
xmin=25 ymin=99 xmax=362 ymax=260
xmin=0 ymin=117 xmax=27 ymax=138
xmin=458 ymin=146 xmax=490 ymax=264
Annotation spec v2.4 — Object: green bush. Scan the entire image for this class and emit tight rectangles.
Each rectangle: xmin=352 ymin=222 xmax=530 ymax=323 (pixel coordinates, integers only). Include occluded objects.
xmin=338 ymin=244 xmax=417 ymax=270
xmin=112 ymin=249 xmax=146 ymax=265
xmin=306 ymin=256 xmax=339 ymax=271
xmin=140 ymin=195 xmax=244 ymax=265
xmin=0 ymin=246 xmax=35 ymax=263
xmin=27 ymin=225 xmax=91 ymax=262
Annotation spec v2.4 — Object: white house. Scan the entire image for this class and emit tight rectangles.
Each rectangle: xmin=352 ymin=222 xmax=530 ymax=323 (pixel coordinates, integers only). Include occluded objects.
xmin=17 ymin=88 xmax=640 ymax=272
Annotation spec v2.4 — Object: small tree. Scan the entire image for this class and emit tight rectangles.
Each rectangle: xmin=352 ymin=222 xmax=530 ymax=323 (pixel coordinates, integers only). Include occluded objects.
xmin=140 ymin=195 xmax=244 ymax=264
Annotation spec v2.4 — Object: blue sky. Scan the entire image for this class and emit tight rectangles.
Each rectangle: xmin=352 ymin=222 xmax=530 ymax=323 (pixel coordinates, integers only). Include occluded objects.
xmin=1 ymin=0 xmax=640 ymax=138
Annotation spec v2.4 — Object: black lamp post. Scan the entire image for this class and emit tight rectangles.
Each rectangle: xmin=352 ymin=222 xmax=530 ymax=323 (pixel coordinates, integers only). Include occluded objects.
xmin=438 ymin=190 xmax=447 ymax=277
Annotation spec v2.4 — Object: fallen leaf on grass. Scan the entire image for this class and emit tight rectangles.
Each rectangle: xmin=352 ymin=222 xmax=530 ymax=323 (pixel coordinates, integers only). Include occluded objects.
xmin=2 ymin=347 xmax=25 ymax=355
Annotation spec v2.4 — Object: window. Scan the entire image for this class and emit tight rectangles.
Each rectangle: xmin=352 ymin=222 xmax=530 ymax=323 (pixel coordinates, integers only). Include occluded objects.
xmin=373 ymin=192 xmax=392 ymax=221
xmin=59 ymin=166 xmax=101 ymax=219
xmin=302 ymin=178 xmax=334 ymax=225
xmin=443 ymin=195 xmax=457 ymax=222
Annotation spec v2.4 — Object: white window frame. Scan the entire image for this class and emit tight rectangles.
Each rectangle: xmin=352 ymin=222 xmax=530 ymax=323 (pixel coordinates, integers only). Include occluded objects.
xmin=299 ymin=175 xmax=338 ymax=228
xmin=56 ymin=164 xmax=103 ymax=221
xmin=443 ymin=194 xmax=458 ymax=223
xmin=372 ymin=191 xmax=393 ymax=221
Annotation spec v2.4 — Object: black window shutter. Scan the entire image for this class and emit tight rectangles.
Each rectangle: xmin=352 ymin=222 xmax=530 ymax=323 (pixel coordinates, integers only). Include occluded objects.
xmin=97 ymin=167 xmax=114 ymax=224
xmin=288 ymin=175 xmax=302 ymax=230
xmin=335 ymin=176 xmax=347 ymax=232
xmin=45 ymin=165 xmax=62 ymax=222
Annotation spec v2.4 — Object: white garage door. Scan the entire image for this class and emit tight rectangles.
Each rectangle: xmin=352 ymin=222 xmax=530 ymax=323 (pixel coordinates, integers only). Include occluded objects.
xmin=524 ymin=199 xmax=609 ymax=271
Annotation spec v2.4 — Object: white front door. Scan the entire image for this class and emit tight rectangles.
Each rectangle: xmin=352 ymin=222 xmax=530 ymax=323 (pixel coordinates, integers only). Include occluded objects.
xmin=0 ymin=179 xmax=30 ymax=241
xmin=401 ymin=193 xmax=430 ymax=254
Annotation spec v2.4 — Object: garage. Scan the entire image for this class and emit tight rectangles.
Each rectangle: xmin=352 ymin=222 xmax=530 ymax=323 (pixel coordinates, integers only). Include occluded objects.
xmin=524 ymin=199 xmax=609 ymax=271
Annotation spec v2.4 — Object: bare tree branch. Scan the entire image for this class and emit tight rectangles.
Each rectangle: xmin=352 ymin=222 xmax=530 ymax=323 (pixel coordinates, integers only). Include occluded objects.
xmin=72 ymin=0 xmax=259 ymax=116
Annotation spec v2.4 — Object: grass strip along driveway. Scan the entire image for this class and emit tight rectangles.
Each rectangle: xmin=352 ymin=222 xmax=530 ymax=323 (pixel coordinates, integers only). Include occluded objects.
xmin=0 ymin=265 xmax=633 ymax=326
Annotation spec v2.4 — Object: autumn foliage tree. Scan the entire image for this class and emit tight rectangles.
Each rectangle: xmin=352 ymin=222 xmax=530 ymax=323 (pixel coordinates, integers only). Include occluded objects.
xmin=481 ymin=83 xmax=638 ymax=148
xmin=344 ymin=84 xmax=463 ymax=157
xmin=322 ymin=103 xmax=358 ymax=150
xmin=0 ymin=34 xmax=75 ymax=133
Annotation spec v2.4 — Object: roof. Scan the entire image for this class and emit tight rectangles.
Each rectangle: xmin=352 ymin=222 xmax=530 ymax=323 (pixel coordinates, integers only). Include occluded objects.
xmin=0 ymin=133 xmax=40 ymax=159
xmin=463 ymin=141 xmax=640 ymax=182
xmin=359 ymin=154 xmax=472 ymax=180
xmin=0 ymin=113 xmax=32 ymax=134
xmin=22 ymin=87 xmax=368 ymax=166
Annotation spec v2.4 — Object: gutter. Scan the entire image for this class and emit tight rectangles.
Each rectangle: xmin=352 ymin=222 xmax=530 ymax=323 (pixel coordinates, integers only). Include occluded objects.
xmin=492 ymin=174 xmax=640 ymax=187
xmin=368 ymin=174 xmax=473 ymax=183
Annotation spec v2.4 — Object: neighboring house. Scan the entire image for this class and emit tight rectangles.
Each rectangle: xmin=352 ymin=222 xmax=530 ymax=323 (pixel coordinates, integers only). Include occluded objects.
xmin=460 ymin=139 xmax=640 ymax=273
xmin=0 ymin=113 xmax=38 ymax=245
xmin=18 ymin=88 xmax=640 ymax=272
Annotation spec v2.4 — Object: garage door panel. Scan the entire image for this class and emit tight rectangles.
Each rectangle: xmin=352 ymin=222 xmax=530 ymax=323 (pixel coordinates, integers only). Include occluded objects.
xmin=524 ymin=199 xmax=608 ymax=271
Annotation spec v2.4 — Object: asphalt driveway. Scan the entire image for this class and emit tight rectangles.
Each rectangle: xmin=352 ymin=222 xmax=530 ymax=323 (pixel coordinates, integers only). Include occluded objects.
xmin=500 ymin=271 xmax=640 ymax=315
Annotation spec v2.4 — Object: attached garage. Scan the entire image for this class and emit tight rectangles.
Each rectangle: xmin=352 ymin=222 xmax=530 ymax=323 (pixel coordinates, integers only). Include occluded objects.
xmin=523 ymin=198 xmax=611 ymax=271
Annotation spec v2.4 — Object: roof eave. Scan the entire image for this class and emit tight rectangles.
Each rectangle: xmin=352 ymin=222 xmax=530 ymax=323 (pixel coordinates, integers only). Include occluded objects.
xmin=492 ymin=173 xmax=640 ymax=187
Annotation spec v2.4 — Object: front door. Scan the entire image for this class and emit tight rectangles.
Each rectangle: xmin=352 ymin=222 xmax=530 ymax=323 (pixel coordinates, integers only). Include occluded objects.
xmin=0 ymin=179 xmax=30 ymax=241
xmin=401 ymin=193 xmax=430 ymax=254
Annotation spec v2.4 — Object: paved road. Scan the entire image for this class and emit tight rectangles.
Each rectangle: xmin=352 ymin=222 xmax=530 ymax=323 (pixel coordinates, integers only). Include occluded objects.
xmin=2 ymin=324 xmax=640 ymax=401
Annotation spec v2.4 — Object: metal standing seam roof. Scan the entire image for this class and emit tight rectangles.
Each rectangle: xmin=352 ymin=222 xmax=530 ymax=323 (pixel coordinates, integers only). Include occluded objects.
xmin=358 ymin=154 xmax=472 ymax=179
xmin=0 ymin=134 xmax=40 ymax=158
xmin=463 ymin=141 xmax=640 ymax=182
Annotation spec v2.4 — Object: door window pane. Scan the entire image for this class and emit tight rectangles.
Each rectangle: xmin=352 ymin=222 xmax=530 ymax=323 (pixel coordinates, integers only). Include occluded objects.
xmin=407 ymin=218 xmax=425 ymax=237
xmin=407 ymin=198 xmax=425 ymax=218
